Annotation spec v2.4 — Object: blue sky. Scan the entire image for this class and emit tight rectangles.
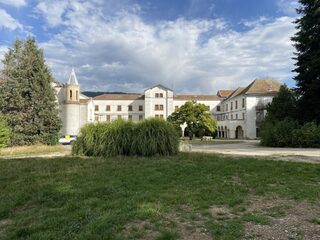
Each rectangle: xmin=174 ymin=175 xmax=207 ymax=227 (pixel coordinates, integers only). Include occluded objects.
xmin=0 ymin=0 xmax=299 ymax=93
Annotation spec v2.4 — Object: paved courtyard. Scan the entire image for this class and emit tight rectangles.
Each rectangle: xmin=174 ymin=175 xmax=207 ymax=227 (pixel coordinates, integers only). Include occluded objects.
xmin=188 ymin=140 xmax=320 ymax=164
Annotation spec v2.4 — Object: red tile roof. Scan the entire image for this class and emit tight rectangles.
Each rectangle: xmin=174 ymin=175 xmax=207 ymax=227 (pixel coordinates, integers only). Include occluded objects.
xmin=174 ymin=95 xmax=222 ymax=101
xmin=217 ymin=90 xmax=234 ymax=98
xmin=94 ymin=94 xmax=145 ymax=100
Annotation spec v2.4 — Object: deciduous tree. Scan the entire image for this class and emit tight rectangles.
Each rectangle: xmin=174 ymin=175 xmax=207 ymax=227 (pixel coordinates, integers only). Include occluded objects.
xmin=167 ymin=101 xmax=217 ymax=139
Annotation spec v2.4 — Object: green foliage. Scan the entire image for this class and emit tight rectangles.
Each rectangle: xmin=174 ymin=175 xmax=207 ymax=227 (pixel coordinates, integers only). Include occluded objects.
xmin=132 ymin=118 xmax=179 ymax=156
xmin=72 ymin=118 xmax=179 ymax=157
xmin=292 ymin=0 xmax=320 ymax=123
xmin=292 ymin=122 xmax=320 ymax=148
xmin=167 ymin=101 xmax=217 ymax=139
xmin=0 ymin=117 xmax=10 ymax=148
xmin=0 ymin=37 xmax=62 ymax=146
xmin=265 ymin=85 xmax=298 ymax=122
xmin=261 ymin=119 xmax=320 ymax=148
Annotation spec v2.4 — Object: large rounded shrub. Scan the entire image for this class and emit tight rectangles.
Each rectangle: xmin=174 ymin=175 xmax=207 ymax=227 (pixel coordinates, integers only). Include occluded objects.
xmin=72 ymin=118 xmax=179 ymax=157
xmin=132 ymin=118 xmax=179 ymax=156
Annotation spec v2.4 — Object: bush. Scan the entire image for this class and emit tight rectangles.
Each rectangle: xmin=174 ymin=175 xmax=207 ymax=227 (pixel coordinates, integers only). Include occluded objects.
xmin=0 ymin=117 xmax=10 ymax=148
xmin=72 ymin=118 xmax=179 ymax=157
xmin=292 ymin=122 xmax=320 ymax=148
xmin=132 ymin=118 xmax=179 ymax=156
xmin=261 ymin=119 xmax=299 ymax=147
xmin=261 ymin=119 xmax=320 ymax=148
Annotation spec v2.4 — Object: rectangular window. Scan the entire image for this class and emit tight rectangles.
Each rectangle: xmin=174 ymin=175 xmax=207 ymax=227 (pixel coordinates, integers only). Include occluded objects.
xmin=128 ymin=115 xmax=132 ymax=120
xmin=139 ymin=115 xmax=143 ymax=120
xmin=155 ymin=105 xmax=159 ymax=110
xmin=226 ymin=104 xmax=228 ymax=111
xmin=118 ymin=115 xmax=122 ymax=120
xmin=106 ymin=105 xmax=110 ymax=111
xmin=160 ymin=93 xmax=163 ymax=98
xmin=155 ymin=114 xmax=159 ymax=118
xmin=117 ymin=105 xmax=122 ymax=111
xmin=175 ymin=106 xmax=179 ymax=111
xmin=95 ymin=115 xmax=99 ymax=122
xmin=236 ymin=114 xmax=238 ymax=119
xmin=155 ymin=93 xmax=159 ymax=98
xmin=231 ymin=102 xmax=233 ymax=110
xmin=231 ymin=114 xmax=233 ymax=120
xmin=139 ymin=105 xmax=143 ymax=111
xmin=235 ymin=101 xmax=238 ymax=109
xmin=242 ymin=98 xmax=245 ymax=108
xmin=160 ymin=114 xmax=164 ymax=119
xmin=106 ymin=115 xmax=110 ymax=122
xmin=128 ymin=105 xmax=133 ymax=111
xmin=94 ymin=105 xmax=99 ymax=111
xmin=242 ymin=113 xmax=245 ymax=120
xmin=160 ymin=104 xmax=164 ymax=110
xmin=217 ymin=106 xmax=221 ymax=112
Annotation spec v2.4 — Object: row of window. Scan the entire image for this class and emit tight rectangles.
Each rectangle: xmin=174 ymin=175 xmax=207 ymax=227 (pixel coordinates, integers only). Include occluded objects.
xmin=95 ymin=114 xmax=144 ymax=122
xmin=94 ymin=104 xmax=166 ymax=112
xmin=221 ymin=98 xmax=245 ymax=112
xmin=155 ymin=93 xmax=164 ymax=98
xmin=217 ymin=112 xmax=245 ymax=121
xmin=95 ymin=105 xmax=144 ymax=112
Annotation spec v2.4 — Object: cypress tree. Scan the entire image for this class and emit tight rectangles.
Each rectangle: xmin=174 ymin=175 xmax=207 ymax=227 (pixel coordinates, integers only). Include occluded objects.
xmin=292 ymin=0 xmax=320 ymax=123
xmin=0 ymin=37 xmax=62 ymax=146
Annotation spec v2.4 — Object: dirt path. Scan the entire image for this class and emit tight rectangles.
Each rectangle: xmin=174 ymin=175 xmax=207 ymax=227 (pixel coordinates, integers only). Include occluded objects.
xmin=185 ymin=141 xmax=320 ymax=164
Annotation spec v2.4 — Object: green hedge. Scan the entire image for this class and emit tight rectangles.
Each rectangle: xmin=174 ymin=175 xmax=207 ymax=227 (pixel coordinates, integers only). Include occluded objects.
xmin=72 ymin=118 xmax=179 ymax=157
xmin=261 ymin=119 xmax=320 ymax=148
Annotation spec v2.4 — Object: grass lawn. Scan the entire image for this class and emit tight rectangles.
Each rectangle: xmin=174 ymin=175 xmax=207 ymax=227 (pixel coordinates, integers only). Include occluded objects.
xmin=0 ymin=153 xmax=319 ymax=239
xmin=0 ymin=145 xmax=70 ymax=158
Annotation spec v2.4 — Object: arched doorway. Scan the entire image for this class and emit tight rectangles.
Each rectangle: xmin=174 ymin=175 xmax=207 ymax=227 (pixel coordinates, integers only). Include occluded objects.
xmin=235 ymin=126 xmax=244 ymax=139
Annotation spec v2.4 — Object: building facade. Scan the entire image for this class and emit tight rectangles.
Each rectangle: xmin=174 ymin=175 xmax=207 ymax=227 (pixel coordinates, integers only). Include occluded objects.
xmin=56 ymin=69 xmax=281 ymax=139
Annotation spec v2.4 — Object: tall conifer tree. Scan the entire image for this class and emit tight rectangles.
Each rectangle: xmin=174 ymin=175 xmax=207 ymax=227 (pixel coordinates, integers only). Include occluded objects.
xmin=0 ymin=37 xmax=61 ymax=146
xmin=292 ymin=0 xmax=320 ymax=123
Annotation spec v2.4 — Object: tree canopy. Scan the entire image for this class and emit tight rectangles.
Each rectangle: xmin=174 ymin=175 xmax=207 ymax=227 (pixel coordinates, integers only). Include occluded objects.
xmin=0 ymin=37 xmax=61 ymax=146
xmin=292 ymin=0 xmax=320 ymax=123
xmin=167 ymin=101 xmax=217 ymax=139
xmin=265 ymin=85 xmax=298 ymax=122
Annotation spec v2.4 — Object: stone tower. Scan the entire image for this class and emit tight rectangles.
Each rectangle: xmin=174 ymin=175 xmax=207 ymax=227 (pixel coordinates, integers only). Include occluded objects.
xmin=62 ymin=69 xmax=81 ymax=136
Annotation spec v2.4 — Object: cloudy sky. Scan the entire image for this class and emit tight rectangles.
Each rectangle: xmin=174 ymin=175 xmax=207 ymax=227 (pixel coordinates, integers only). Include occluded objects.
xmin=0 ymin=0 xmax=299 ymax=94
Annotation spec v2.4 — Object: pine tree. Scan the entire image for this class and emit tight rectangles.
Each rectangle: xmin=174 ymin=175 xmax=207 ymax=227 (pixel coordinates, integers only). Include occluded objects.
xmin=265 ymin=85 xmax=298 ymax=122
xmin=292 ymin=0 xmax=320 ymax=123
xmin=0 ymin=37 xmax=62 ymax=146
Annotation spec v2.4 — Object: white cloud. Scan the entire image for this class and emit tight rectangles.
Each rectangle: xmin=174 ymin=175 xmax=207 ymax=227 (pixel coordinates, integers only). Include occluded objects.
xmin=37 ymin=1 xmax=297 ymax=94
xmin=277 ymin=0 xmax=299 ymax=15
xmin=0 ymin=0 xmax=26 ymax=7
xmin=35 ymin=0 xmax=69 ymax=27
xmin=0 ymin=8 xmax=22 ymax=30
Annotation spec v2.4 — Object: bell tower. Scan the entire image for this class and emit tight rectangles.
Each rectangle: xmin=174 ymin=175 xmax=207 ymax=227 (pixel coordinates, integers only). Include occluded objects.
xmin=62 ymin=68 xmax=81 ymax=136
xmin=65 ymin=68 xmax=80 ymax=102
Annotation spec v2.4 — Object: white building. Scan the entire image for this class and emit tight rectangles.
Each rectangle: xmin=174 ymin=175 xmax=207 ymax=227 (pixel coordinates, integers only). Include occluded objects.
xmin=56 ymin=70 xmax=281 ymax=139
xmin=215 ymin=79 xmax=281 ymax=139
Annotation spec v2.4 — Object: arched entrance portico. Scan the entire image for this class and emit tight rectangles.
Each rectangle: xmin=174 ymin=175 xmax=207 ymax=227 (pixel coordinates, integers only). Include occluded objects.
xmin=235 ymin=126 xmax=244 ymax=139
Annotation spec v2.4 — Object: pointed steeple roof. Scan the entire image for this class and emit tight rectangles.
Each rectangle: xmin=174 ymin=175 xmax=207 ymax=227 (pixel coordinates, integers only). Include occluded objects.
xmin=68 ymin=68 xmax=79 ymax=85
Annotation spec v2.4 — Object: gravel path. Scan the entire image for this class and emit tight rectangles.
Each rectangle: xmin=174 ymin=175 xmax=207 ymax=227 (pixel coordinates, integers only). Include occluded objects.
xmin=186 ymin=141 xmax=320 ymax=164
